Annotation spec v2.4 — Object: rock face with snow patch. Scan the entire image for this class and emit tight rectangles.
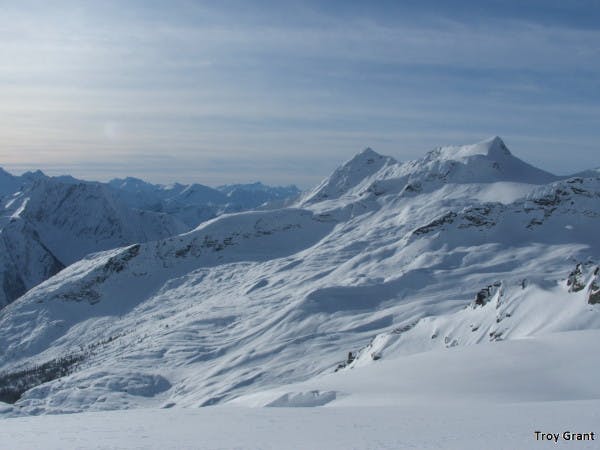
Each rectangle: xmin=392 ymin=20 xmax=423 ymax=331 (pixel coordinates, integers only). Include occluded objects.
xmin=473 ymin=282 xmax=503 ymax=307
xmin=567 ymin=264 xmax=586 ymax=292
xmin=588 ymin=267 xmax=600 ymax=304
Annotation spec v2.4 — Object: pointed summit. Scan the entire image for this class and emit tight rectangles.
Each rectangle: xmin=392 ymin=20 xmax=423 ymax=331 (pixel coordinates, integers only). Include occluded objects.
xmin=428 ymin=136 xmax=512 ymax=162
xmin=356 ymin=147 xmax=380 ymax=157
xmin=421 ymin=136 xmax=557 ymax=184
xmin=302 ymin=147 xmax=395 ymax=204
xmin=478 ymin=136 xmax=512 ymax=157
xmin=485 ymin=135 xmax=506 ymax=147
xmin=342 ymin=147 xmax=388 ymax=169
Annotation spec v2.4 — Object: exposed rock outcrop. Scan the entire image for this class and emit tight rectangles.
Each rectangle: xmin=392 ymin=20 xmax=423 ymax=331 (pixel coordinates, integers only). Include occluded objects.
xmin=588 ymin=267 xmax=600 ymax=305
xmin=567 ymin=264 xmax=586 ymax=292
xmin=473 ymin=281 xmax=503 ymax=307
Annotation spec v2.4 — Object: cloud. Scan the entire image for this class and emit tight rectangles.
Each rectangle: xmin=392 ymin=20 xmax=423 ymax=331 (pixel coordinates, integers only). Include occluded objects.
xmin=0 ymin=2 xmax=599 ymax=186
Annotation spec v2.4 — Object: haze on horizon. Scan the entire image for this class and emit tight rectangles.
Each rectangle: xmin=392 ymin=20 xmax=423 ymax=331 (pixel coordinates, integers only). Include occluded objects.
xmin=1 ymin=0 xmax=599 ymax=188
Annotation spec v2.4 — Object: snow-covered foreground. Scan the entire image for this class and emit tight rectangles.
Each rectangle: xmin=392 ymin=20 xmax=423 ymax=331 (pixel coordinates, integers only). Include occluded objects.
xmin=3 ymin=402 xmax=599 ymax=450
xmin=233 ymin=330 xmax=600 ymax=407
xmin=3 ymin=330 xmax=600 ymax=449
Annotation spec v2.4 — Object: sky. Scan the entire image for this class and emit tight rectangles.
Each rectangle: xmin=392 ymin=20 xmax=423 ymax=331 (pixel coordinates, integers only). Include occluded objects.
xmin=1 ymin=0 xmax=599 ymax=188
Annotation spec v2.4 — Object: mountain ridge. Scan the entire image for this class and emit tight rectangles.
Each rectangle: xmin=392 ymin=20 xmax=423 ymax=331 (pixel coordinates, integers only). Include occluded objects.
xmin=0 ymin=136 xmax=598 ymax=416
xmin=0 ymin=170 xmax=300 ymax=308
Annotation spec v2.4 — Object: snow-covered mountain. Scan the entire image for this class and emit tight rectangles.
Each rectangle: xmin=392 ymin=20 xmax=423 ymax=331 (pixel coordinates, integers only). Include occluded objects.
xmin=0 ymin=176 xmax=186 ymax=308
xmin=0 ymin=136 xmax=599 ymax=417
xmin=301 ymin=136 xmax=557 ymax=206
xmin=217 ymin=182 xmax=300 ymax=211
xmin=0 ymin=168 xmax=22 ymax=196
xmin=0 ymin=171 xmax=298 ymax=308
xmin=109 ymin=178 xmax=300 ymax=227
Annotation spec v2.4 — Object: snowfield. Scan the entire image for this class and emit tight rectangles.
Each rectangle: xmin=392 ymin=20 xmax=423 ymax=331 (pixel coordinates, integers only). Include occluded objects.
xmin=3 ymin=331 xmax=600 ymax=449
xmin=3 ymin=403 xmax=600 ymax=449
xmin=1 ymin=137 xmax=599 ymax=448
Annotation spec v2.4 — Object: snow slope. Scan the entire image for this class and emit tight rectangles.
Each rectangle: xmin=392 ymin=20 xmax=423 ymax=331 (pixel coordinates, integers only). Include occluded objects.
xmin=3 ymin=332 xmax=600 ymax=449
xmin=234 ymin=330 xmax=600 ymax=408
xmin=4 ymin=401 xmax=599 ymax=450
xmin=0 ymin=137 xmax=599 ymax=421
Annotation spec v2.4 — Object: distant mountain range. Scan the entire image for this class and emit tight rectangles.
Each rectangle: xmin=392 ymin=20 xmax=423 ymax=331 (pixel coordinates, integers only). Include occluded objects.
xmin=0 ymin=169 xmax=299 ymax=307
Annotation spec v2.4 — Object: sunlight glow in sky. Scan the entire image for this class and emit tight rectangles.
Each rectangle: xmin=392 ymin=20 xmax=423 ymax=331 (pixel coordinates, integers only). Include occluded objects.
xmin=1 ymin=1 xmax=599 ymax=187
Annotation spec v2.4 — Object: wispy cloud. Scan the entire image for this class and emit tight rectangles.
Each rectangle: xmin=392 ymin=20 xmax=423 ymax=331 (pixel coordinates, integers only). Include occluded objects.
xmin=1 ymin=1 xmax=599 ymax=187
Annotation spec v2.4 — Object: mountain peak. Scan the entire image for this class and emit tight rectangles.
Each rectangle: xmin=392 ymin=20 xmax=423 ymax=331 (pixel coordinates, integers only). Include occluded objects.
xmin=22 ymin=169 xmax=47 ymax=180
xmin=359 ymin=146 xmax=377 ymax=154
xmin=479 ymin=136 xmax=511 ymax=156
xmin=109 ymin=177 xmax=151 ymax=189
xmin=352 ymin=147 xmax=383 ymax=160
xmin=301 ymin=148 xmax=395 ymax=204
xmin=418 ymin=136 xmax=558 ymax=184
xmin=428 ymin=136 xmax=511 ymax=163
xmin=342 ymin=147 xmax=392 ymax=171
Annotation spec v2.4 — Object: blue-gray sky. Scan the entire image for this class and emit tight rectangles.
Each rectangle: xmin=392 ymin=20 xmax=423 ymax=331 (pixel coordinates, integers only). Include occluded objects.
xmin=1 ymin=0 xmax=599 ymax=187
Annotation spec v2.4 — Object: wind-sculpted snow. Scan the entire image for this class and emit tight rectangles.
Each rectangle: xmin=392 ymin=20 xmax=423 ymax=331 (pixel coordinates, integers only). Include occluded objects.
xmin=265 ymin=390 xmax=339 ymax=407
xmin=0 ymin=208 xmax=335 ymax=360
xmin=234 ymin=329 xmax=600 ymax=408
xmin=0 ymin=137 xmax=599 ymax=417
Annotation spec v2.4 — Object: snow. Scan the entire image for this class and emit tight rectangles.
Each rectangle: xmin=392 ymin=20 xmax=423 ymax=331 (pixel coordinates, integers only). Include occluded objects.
xmin=435 ymin=135 xmax=511 ymax=160
xmin=301 ymin=147 xmax=396 ymax=204
xmin=9 ymin=197 xmax=29 ymax=219
xmin=3 ymin=331 xmax=600 ymax=449
xmin=265 ymin=389 xmax=339 ymax=407
xmin=0 ymin=170 xmax=299 ymax=308
xmin=3 ymin=401 xmax=599 ymax=450
xmin=1 ymin=137 xmax=599 ymax=448
xmin=2 ymin=139 xmax=600 ymax=414
xmin=473 ymin=181 xmax=538 ymax=204
xmin=110 ymin=177 xmax=300 ymax=227
xmin=235 ymin=330 xmax=600 ymax=407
